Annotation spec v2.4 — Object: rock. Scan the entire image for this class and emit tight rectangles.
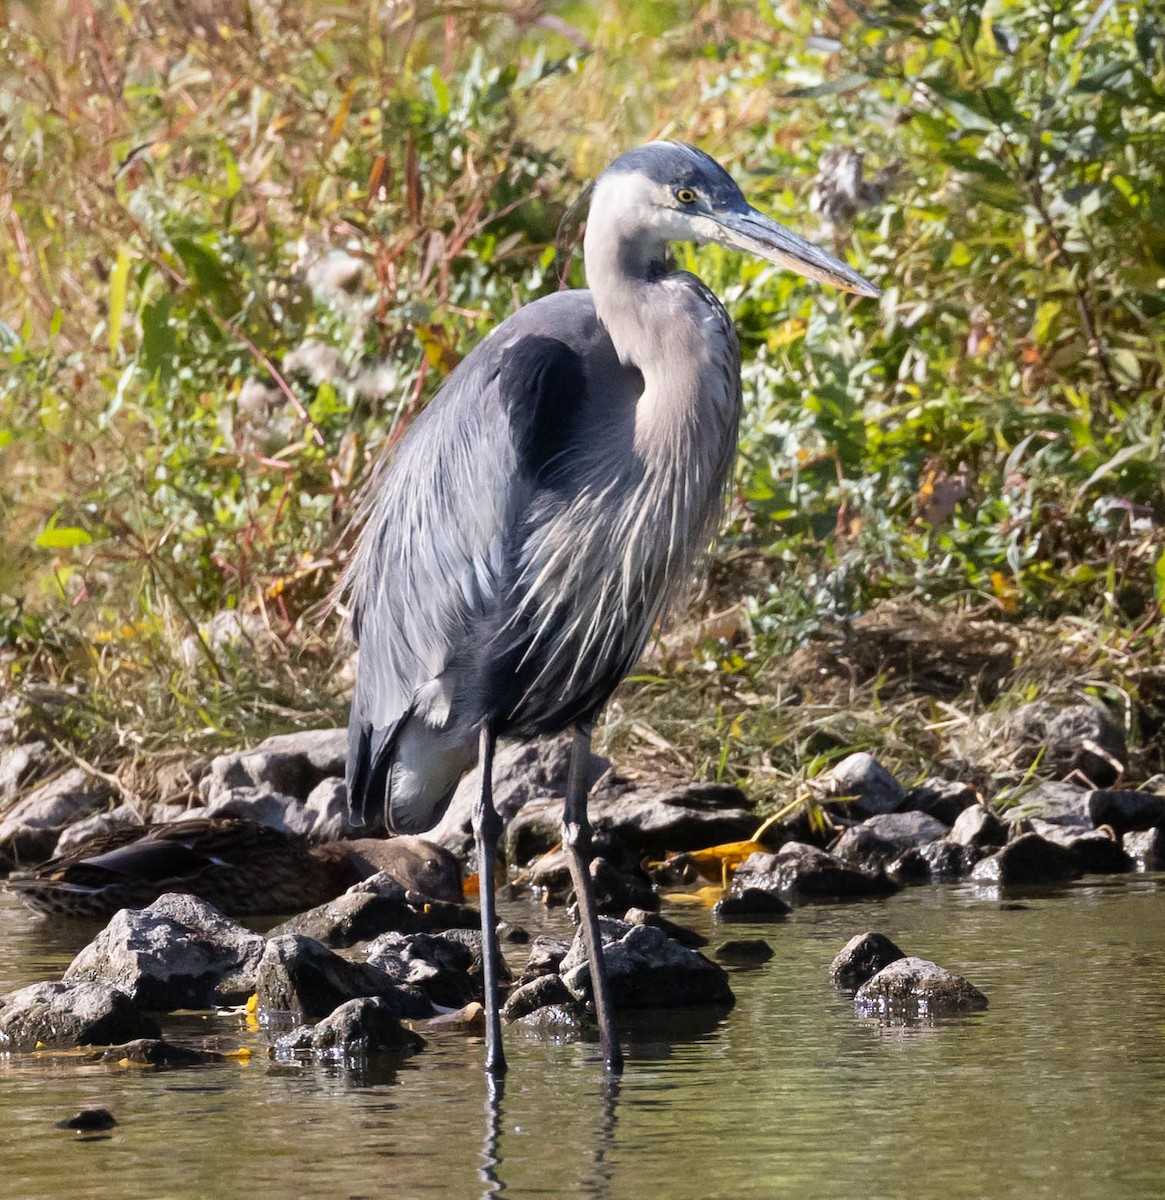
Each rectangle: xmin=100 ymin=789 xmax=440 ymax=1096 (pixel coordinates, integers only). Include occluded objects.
xmin=56 ymin=1108 xmax=117 ymax=1131
xmin=0 ymin=981 xmax=160 ymax=1051
xmin=1028 ymin=820 xmax=1132 ymax=873
xmin=304 ymin=777 xmax=357 ymax=841
xmin=833 ymin=812 xmax=948 ymax=871
xmin=515 ymin=936 xmax=572 ymax=984
xmin=948 ymin=805 xmax=1009 ymax=848
xmin=506 ymin=780 xmax=756 ymax=865
xmin=435 ymin=734 xmax=608 ymax=858
xmin=502 ymin=973 xmax=580 ymax=1023
xmin=623 ymin=907 xmax=707 ymax=949
xmin=205 ymin=786 xmax=316 ymax=837
xmin=854 ymin=956 xmax=988 ymax=1018
xmin=830 ymin=932 xmax=907 ymax=990
xmin=1086 ymin=789 xmax=1165 ymax=835
xmin=816 ymin=752 xmax=904 ymax=817
xmin=998 ymin=701 xmax=1126 ymax=786
xmin=712 ymin=888 xmax=791 ymax=919
xmin=1123 ymin=827 xmax=1165 ymax=871
xmin=92 ymin=1039 xmax=228 ymax=1067
xmin=900 ymin=779 xmax=978 ymax=825
xmin=268 ymin=873 xmax=477 ymax=948
xmin=888 ymin=840 xmax=977 ymax=883
xmin=970 ymin=833 xmax=1081 ymax=886
xmin=589 ymin=855 xmax=658 ymax=914
xmin=63 ymin=893 xmax=265 ymax=1010
xmin=422 ymin=1002 xmax=487 ymax=1034
xmin=732 ymin=843 xmax=897 ymax=903
xmin=54 ymin=804 xmax=144 ymax=855
xmin=342 ymin=837 xmax=464 ymax=904
xmin=0 ymin=767 xmax=114 ymax=866
xmin=199 ymin=728 xmax=347 ymax=807
xmin=560 ymin=918 xmax=734 ymax=1009
xmin=364 ymin=931 xmax=477 ymax=1008
xmin=713 ymin=939 xmax=773 ymax=964
xmin=0 ymin=740 xmax=49 ymax=804
xmin=274 ymin=996 xmax=425 ymax=1058
xmin=254 ymin=933 xmax=431 ymax=1020
xmin=1002 ymin=780 xmax=1093 ymax=830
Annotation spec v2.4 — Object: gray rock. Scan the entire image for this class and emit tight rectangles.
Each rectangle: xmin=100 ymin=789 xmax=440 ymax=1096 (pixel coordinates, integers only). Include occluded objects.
xmin=970 ymin=833 xmax=1081 ymax=885
xmin=274 ymin=996 xmax=425 ymax=1059
xmin=559 ymin=918 xmax=733 ymax=1009
xmin=1124 ymin=827 xmax=1165 ymax=871
xmin=949 ymin=804 xmax=1009 ymax=848
xmin=1027 ymin=821 xmax=1132 ymax=874
xmin=89 ymin=1039 xmax=228 ymax=1067
xmin=515 ymin=936 xmax=572 ymax=985
xmin=0 ymin=767 xmax=113 ymax=865
xmin=254 ymin=933 xmax=431 ymax=1020
xmin=0 ymin=740 xmax=49 ymax=804
xmin=1087 ymin=789 xmax=1165 ymax=835
xmin=817 ymin=752 xmax=905 ymax=817
xmin=713 ymin=939 xmax=773 ymax=964
xmin=888 ymin=840 xmax=978 ymax=883
xmin=64 ymin=893 xmax=265 ymax=1010
xmin=833 ymin=812 xmax=948 ymax=871
xmin=712 ymin=888 xmax=791 ymax=919
xmin=999 ymin=701 xmax=1126 ymax=786
xmin=901 ymin=779 xmax=978 ymax=825
xmin=205 ymin=786 xmax=316 ymax=836
xmin=502 ymin=973 xmax=580 ymax=1023
xmin=435 ymin=734 xmax=608 ymax=858
xmin=0 ymin=981 xmax=160 ymax=1051
xmin=364 ymin=931 xmax=477 ymax=1008
xmin=732 ymin=843 xmax=898 ymax=903
xmin=199 ymin=728 xmax=347 ymax=806
xmin=623 ymin=907 xmax=707 ymax=948
xmin=830 ymin=931 xmax=907 ymax=990
xmin=854 ymin=956 xmax=988 ymax=1018
xmin=54 ymin=804 xmax=144 ymax=854
xmin=304 ymin=777 xmax=357 ymax=841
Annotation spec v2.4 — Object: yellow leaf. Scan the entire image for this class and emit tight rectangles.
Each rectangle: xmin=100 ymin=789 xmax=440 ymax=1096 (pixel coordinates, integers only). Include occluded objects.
xmin=660 ymin=885 xmax=725 ymax=908
xmin=990 ymin=570 xmax=1019 ymax=614
xmin=245 ymin=994 xmax=258 ymax=1013
xmin=222 ymin=1047 xmax=252 ymax=1061
xmin=108 ymin=248 xmax=130 ymax=356
xmin=679 ymin=840 xmax=767 ymax=882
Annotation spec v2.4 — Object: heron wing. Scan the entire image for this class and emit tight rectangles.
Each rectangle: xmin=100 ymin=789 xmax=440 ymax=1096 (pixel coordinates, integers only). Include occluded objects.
xmin=344 ymin=296 xmax=599 ymax=828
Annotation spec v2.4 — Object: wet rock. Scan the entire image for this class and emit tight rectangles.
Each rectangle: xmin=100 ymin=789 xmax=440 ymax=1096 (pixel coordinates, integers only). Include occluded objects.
xmin=274 ymin=996 xmax=425 ymax=1059
xmin=1123 ymin=827 xmax=1165 ymax=871
xmin=560 ymin=918 xmax=733 ymax=1009
xmin=830 ymin=932 xmax=907 ymax=990
xmin=199 ymin=728 xmax=347 ymax=807
xmin=888 ymin=840 xmax=978 ymax=883
xmin=54 ymin=804 xmax=144 ymax=855
xmin=948 ymin=805 xmax=1009 ymax=849
xmin=437 ymin=927 xmax=515 ymax=983
xmin=732 ymin=843 xmax=898 ymax=903
xmin=0 ymin=981 xmax=160 ymax=1051
xmin=342 ymin=836 xmax=464 ymax=904
xmin=1086 ymin=789 xmax=1165 ymax=835
xmin=817 ymin=752 xmax=905 ymax=817
xmin=0 ymin=767 xmax=114 ymax=866
xmin=64 ymin=893 xmax=265 ymax=1010
xmin=714 ymin=939 xmax=773 ymax=964
xmin=502 ymin=973 xmax=580 ymax=1023
xmin=833 ymin=812 xmax=948 ymax=872
xmin=712 ymin=888 xmax=791 ymax=919
xmin=515 ymin=936 xmax=572 ymax=984
xmin=205 ymin=786 xmax=316 ymax=837
xmin=304 ymin=777 xmax=357 ymax=841
xmin=422 ymin=1002 xmax=487 ymax=1034
xmin=254 ymin=933 xmax=431 ymax=1020
xmin=589 ymin=855 xmax=658 ymax=914
xmin=0 ymin=740 xmax=49 ymax=804
xmin=364 ymin=931 xmax=477 ymax=1008
xmin=854 ymin=956 xmax=988 ymax=1018
xmin=56 ymin=1108 xmax=117 ymax=1131
xmin=970 ymin=833 xmax=1081 ymax=886
xmin=434 ymin=734 xmax=608 ymax=858
xmin=1028 ymin=821 xmax=1132 ymax=873
xmin=268 ymin=873 xmax=476 ymax=949
xmin=901 ymin=779 xmax=978 ymax=825
xmin=92 ymin=1039 xmax=227 ymax=1067
xmin=623 ymin=907 xmax=707 ymax=949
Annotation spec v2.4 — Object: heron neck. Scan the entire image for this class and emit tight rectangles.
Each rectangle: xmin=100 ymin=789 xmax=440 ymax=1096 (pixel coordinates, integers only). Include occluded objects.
xmin=584 ymin=227 xmax=671 ymax=368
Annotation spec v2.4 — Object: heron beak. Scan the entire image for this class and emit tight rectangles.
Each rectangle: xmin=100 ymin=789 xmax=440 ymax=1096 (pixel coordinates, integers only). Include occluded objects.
xmin=711 ymin=206 xmax=881 ymax=298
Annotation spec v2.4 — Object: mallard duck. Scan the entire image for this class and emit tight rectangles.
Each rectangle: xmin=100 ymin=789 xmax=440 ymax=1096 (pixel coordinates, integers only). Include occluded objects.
xmin=5 ymin=817 xmax=462 ymax=919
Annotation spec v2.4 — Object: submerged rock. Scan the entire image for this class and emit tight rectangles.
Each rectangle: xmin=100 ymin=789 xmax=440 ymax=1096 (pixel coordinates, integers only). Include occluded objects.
xmin=56 ymin=1108 xmax=118 ymax=1132
xmin=855 ymin=956 xmax=987 ymax=1018
xmin=830 ymin=932 xmax=907 ymax=990
xmin=92 ymin=1039 xmax=229 ymax=1068
xmin=274 ymin=996 xmax=425 ymax=1059
xmin=970 ymin=833 xmax=1081 ymax=886
xmin=732 ymin=843 xmax=897 ymax=903
xmin=712 ymin=888 xmax=791 ymax=919
xmin=714 ymin=939 xmax=774 ymax=965
xmin=64 ymin=893 xmax=265 ymax=1009
xmin=0 ymin=981 xmax=160 ymax=1051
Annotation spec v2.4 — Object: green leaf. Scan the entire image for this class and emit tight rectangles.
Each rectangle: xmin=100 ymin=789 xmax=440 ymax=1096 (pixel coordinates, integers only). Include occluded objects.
xmin=36 ymin=524 xmax=92 ymax=549
xmin=783 ymin=73 xmax=869 ymax=98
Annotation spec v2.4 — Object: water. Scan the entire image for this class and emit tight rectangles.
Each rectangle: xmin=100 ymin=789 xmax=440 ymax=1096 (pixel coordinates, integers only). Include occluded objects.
xmin=3 ymin=876 xmax=1165 ymax=1200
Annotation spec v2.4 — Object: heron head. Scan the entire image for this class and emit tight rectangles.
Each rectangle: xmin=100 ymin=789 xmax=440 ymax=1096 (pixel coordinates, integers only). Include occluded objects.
xmin=593 ymin=141 xmax=880 ymax=299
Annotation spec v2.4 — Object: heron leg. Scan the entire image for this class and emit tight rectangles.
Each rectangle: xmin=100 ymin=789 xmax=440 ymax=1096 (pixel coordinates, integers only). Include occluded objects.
xmin=474 ymin=724 xmax=507 ymax=1076
xmin=563 ymin=722 xmax=624 ymax=1073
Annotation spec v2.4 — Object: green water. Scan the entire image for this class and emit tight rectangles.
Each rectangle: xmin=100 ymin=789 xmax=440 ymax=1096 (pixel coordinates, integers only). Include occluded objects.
xmin=3 ymin=876 xmax=1165 ymax=1200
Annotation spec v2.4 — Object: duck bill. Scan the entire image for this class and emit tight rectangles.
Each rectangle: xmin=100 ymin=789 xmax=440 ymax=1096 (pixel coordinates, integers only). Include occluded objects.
xmin=712 ymin=206 xmax=881 ymax=298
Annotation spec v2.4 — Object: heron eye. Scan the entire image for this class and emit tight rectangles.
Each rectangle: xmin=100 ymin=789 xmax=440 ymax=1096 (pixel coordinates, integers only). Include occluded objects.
xmin=675 ymin=187 xmax=697 ymax=205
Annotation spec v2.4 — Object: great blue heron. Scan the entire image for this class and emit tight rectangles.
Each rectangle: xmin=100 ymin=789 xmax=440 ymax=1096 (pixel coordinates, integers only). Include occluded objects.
xmin=343 ymin=142 xmax=879 ymax=1075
